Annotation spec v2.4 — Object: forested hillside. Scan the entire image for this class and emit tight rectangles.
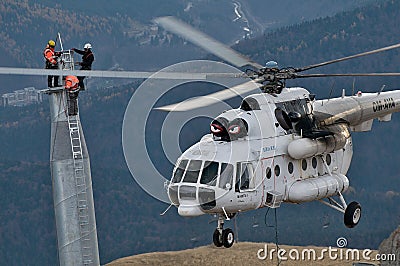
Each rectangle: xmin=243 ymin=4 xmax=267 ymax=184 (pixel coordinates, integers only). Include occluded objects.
xmin=0 ymin=0 xmax=377 ymax=92
xmin=234 ymin=0 xmax=400 ymax=94
xmin=0 ymin=0 xmax=400 ymax=265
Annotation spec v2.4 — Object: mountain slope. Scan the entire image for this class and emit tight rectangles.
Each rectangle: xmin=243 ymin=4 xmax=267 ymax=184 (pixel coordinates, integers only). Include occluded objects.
xmin=106 ymin=242 xmax=379 ymax=266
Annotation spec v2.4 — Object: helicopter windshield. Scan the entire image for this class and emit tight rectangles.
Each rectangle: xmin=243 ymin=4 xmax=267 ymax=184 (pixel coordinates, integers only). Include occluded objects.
xmin=171 ymin=159 xmax=234 ymax=190
xmin=183 ymin=160 xmax=202 ymax=183
xmin=200 ymin=161 xmax=219 ymax=186
xmin=172 ymin=159 xmax=188 ymax=183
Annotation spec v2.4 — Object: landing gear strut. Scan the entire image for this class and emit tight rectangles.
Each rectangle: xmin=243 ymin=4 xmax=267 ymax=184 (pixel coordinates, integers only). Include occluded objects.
xmin=213 ymin=214 xmax=235 ymax=248
xmin=319 ymin=192 xmax=361 ymax=228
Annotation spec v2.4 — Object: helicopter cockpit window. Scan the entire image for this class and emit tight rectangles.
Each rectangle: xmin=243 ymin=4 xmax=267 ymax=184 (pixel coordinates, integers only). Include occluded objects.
xmin=219 ymin=163 xmax=233 ymax=190
xmin=240 ymin=97 xmax=260 ymax=111
xmin=172 ymin=159 xmax=188 ymax=183
xmin=275 ymin=98 xmax=316 ymax=134
xmin=235 ymin=162 xmax=255 ymax=191
xmin=200 ymin=161 xmax=219 ymax=186
xmin=183 ymin=160 xmax=202 ymax=183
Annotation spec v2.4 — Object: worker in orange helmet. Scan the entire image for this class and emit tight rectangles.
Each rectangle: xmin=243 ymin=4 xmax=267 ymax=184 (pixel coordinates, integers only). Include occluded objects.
xmin=65 ymin=75 xmax=79 ymax=92
xmin=64 ymin=75 xmax=80 ymax=116
xmin=43 ymin=40 xmax=61 ymax=87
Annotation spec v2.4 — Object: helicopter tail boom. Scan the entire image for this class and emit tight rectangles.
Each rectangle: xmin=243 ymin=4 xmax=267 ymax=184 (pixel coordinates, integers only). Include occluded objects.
xmin=314 ymin=89 xmax=400 ymax=130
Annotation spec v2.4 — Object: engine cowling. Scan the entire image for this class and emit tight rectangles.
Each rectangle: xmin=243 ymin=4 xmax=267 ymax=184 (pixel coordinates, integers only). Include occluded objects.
xmin=288 ymin=124 xmax=350 ymax=159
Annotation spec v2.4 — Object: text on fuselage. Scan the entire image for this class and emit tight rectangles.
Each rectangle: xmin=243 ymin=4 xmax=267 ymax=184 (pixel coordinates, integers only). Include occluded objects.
xmin=373 ymin=98 xmax=395 ymax=112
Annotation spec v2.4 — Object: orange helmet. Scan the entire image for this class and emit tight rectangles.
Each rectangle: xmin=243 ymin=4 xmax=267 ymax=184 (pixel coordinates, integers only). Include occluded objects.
xmin=65 ymin=75 xmax=79 ymax=92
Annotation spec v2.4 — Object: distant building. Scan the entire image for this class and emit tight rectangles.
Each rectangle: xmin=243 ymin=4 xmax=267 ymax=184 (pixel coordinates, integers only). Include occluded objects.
xmin=2 ymin=87 xmax=43 ymax=107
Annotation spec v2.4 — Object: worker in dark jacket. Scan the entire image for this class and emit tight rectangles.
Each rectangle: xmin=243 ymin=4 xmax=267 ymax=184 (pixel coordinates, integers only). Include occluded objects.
xmin=71 ymin=43 xmax=94 ymax=89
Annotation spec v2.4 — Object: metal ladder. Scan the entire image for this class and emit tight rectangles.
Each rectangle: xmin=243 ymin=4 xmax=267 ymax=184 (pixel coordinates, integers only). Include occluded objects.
xmin=67 ymin=114 xmax=93 ymax=265
xmin=60 ymin=50 xmax=75 ymax=70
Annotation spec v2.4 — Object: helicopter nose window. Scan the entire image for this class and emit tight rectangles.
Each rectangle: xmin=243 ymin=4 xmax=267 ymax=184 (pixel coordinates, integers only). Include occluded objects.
xmin=183 ymin=160 xmax=202 ymax=183
xmin=200 ymin=161 xmax=219 ymax=186
xmin=168 ymin=186 xmax=179 ymax=205
xmin=179 ymin=185 xmax=197 ymax=200
xmin=219 ymin=163 xmax=234 ymax=190
xmin=172 ymin=159 xmax=188 ymax=183
xmin=199 ymin=187 xmax=216 ymax=210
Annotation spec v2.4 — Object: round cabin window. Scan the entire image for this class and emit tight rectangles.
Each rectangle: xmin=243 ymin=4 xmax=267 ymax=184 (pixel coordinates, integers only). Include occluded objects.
xmin=288 ymin=162 xmax=294 ymax=174
xmin=274 ymin=165 xmax=280 ymax=177
xmin=302 ymin=159 xmax=307 ymax=171
xmin=266 ymin=167 xmax=272 ymax=179
xmin=326 ymin=154 xmax=332 ymax=166
xmin=312 ymin=157 xmax=317 ymax=169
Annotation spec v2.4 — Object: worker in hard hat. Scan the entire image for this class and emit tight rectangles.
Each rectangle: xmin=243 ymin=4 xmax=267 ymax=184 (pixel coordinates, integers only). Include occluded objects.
xmin=71 ymin=43 xmax=94 ymax=90
xmin=64 ymin=75 xmax=80 ymax=116
xmin=44 ymin=40 xmax=61 ymax=87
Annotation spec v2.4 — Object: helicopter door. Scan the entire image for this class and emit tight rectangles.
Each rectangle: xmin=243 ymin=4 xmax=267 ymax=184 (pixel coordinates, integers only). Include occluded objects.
xmin=235 ymin=162 xmax=255 ymax=191
xmin=235 ymin=162 xmax=258 ymax=207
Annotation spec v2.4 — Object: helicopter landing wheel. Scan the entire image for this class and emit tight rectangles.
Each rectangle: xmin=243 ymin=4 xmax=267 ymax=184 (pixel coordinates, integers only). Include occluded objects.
xmin=222 ymin=228 xmax=234 ymax=248
xmin=344 ymin=201 xmax=361 ymax=228
xmin=213 ymin=229 xmax=223 ymax=247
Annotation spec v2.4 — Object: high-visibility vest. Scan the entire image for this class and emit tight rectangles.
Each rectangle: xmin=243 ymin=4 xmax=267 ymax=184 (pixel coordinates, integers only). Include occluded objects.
xmin=43 ymin=46 xmax=57 ymax=65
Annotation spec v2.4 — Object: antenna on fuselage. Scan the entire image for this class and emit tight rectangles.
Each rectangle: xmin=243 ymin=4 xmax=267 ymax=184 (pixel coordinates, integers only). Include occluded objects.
xmin=378 ymin=84 xmax=386 ymax=95
xmin=328 ymin=81 xmax=335 ymax=101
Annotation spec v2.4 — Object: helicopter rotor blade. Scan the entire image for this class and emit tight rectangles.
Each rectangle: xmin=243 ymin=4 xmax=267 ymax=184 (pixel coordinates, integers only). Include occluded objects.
xmin=296 ymin=72 xmax=400 ymax=78
xmin=297 ymin=43 xmax=400 ymax=72
xmin=154 ymin=16 xmax=263 ymax=70
xmin=155 ymin=79 xmax=262 ymax=112
xmin=0 ymin=67 xmax=245 ymax=80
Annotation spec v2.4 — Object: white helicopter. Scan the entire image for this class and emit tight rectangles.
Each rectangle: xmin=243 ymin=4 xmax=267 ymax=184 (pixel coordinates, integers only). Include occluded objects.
xmin=1 ymin=18 xmax=400 ymax=253
xmin=152 ymin=17 xmax=400 ymax=248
